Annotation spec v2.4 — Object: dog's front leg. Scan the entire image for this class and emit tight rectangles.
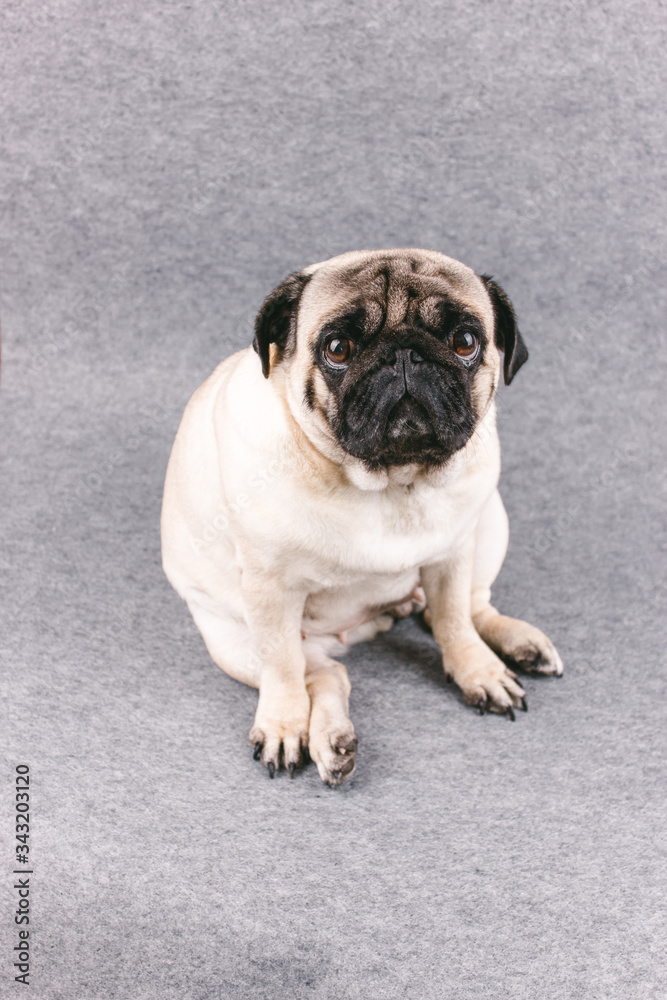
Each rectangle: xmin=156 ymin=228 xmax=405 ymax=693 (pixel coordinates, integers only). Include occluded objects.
xmin=421 ymin=537 xmax=526 ymax=718
xmin=242 ymin=571 xmax=311 ymax=776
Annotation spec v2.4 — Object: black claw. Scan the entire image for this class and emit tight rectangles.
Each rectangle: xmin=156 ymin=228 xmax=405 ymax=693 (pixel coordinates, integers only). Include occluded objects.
xmin=506 ymin=706 xmax=515 ymax=721
xmin=478 ymin=699 xmax=486 ymax=716
xmin=288 ymin=762 xmax=295 ymax=779
xmin=267 ymin=761 xmax=275 ymax=779
xmin=253 ymin=742 xmax=262 ymax=761
xmin=445 ymin=673 xmax=453 ymax=684
xmin=520 ymin=697 xmax=528 ymax=712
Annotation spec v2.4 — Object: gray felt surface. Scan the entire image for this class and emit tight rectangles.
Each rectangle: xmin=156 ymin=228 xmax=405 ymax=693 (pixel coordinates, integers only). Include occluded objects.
xmin=1 ymin=1 xmax=666 ymax=997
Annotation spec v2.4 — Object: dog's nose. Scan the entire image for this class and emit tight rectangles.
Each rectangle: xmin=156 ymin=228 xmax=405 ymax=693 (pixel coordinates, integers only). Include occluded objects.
xmin=394 ymin=347 xmax=424 ymax=367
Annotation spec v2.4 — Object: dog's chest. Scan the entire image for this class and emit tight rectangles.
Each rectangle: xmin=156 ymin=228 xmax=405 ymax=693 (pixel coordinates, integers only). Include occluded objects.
xmin=296 ymin=485 xmax=477 ymax=634
xmin=290 ymin=474 xmax=485 ymax=583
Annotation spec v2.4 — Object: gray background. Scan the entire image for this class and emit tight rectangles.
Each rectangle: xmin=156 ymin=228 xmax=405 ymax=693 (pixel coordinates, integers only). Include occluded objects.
xmin=1 ymin=1 xmax=666 ymax=997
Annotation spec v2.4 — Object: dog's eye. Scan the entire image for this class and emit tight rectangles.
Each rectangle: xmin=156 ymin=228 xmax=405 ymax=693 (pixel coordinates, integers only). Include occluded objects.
xmin=324 ymin=337 xmax=355 ymax=367
xmin=449 ymin=329 xmax=480 ymax=361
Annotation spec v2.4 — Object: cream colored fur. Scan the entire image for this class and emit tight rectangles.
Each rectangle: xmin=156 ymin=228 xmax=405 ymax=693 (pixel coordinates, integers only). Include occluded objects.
xmin=161 ymin=249 xmax=562 ymax=786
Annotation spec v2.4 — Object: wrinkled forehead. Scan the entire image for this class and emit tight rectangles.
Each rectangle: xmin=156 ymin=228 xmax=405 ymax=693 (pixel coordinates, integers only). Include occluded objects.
xmin=298 ymin=249 xmax=493 ymax=336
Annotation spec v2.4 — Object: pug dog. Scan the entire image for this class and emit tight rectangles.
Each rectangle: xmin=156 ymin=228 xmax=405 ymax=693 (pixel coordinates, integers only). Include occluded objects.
xmin=161 ymin=249 xmax=562 ymax=787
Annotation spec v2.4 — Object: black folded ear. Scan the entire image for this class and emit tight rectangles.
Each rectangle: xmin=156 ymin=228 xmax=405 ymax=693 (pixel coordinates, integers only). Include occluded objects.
xmin=252 ymin=271 xmax=311 ymax=378
xmin=480 ymin=275 xmax=529 ymax=385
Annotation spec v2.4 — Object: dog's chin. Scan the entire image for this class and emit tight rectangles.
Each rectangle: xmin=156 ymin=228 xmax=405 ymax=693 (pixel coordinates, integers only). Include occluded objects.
xmin=337 ymin=398 xmax=476 ymax=470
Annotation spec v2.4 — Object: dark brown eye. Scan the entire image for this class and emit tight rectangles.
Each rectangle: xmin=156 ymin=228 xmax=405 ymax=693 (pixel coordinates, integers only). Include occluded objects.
xmin=449 ymin=329 xmax=479 ymax=360
xmin=324 ymin=337 xmax=354 ymax=367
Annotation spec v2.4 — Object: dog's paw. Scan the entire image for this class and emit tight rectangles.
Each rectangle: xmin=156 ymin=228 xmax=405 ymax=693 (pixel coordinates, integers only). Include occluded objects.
xmin=506 ymin=630 xmax=563 ymax=677
xmin=478 ymin=614 xmax=564 ymax=677
xmin=308 ymin=721 xmax=358 ymax=788
xmin=249 ymin=696 xmax=311 ymax=778
xmin=446 ymin=643 xmax=527 ymax=719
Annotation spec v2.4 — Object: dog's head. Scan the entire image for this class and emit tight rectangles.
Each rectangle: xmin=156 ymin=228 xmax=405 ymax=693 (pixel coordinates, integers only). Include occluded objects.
xmin=253 ymin=249 xmax=527 ymax=474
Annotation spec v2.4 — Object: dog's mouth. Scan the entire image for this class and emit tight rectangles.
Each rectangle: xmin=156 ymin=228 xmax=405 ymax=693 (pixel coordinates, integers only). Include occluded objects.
xmin=335 ymin=377 xmax=476 ymax=469
xmin=386 ymin=395 xmax=433 ymax=442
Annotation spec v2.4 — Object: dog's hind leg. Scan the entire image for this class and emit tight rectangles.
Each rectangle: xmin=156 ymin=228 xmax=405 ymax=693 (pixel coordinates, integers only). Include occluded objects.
xmin=303 ymin=638 xmax=357 ymax=787
xmin=188 ymin=602 xmax=261 ymax=688
xmin=471 ymin=489 xmax=563 ymax=678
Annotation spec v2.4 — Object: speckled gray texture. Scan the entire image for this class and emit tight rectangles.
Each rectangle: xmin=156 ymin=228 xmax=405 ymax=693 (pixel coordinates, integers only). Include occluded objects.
xmin=1 ymin=1 xmax=666 ymax=997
